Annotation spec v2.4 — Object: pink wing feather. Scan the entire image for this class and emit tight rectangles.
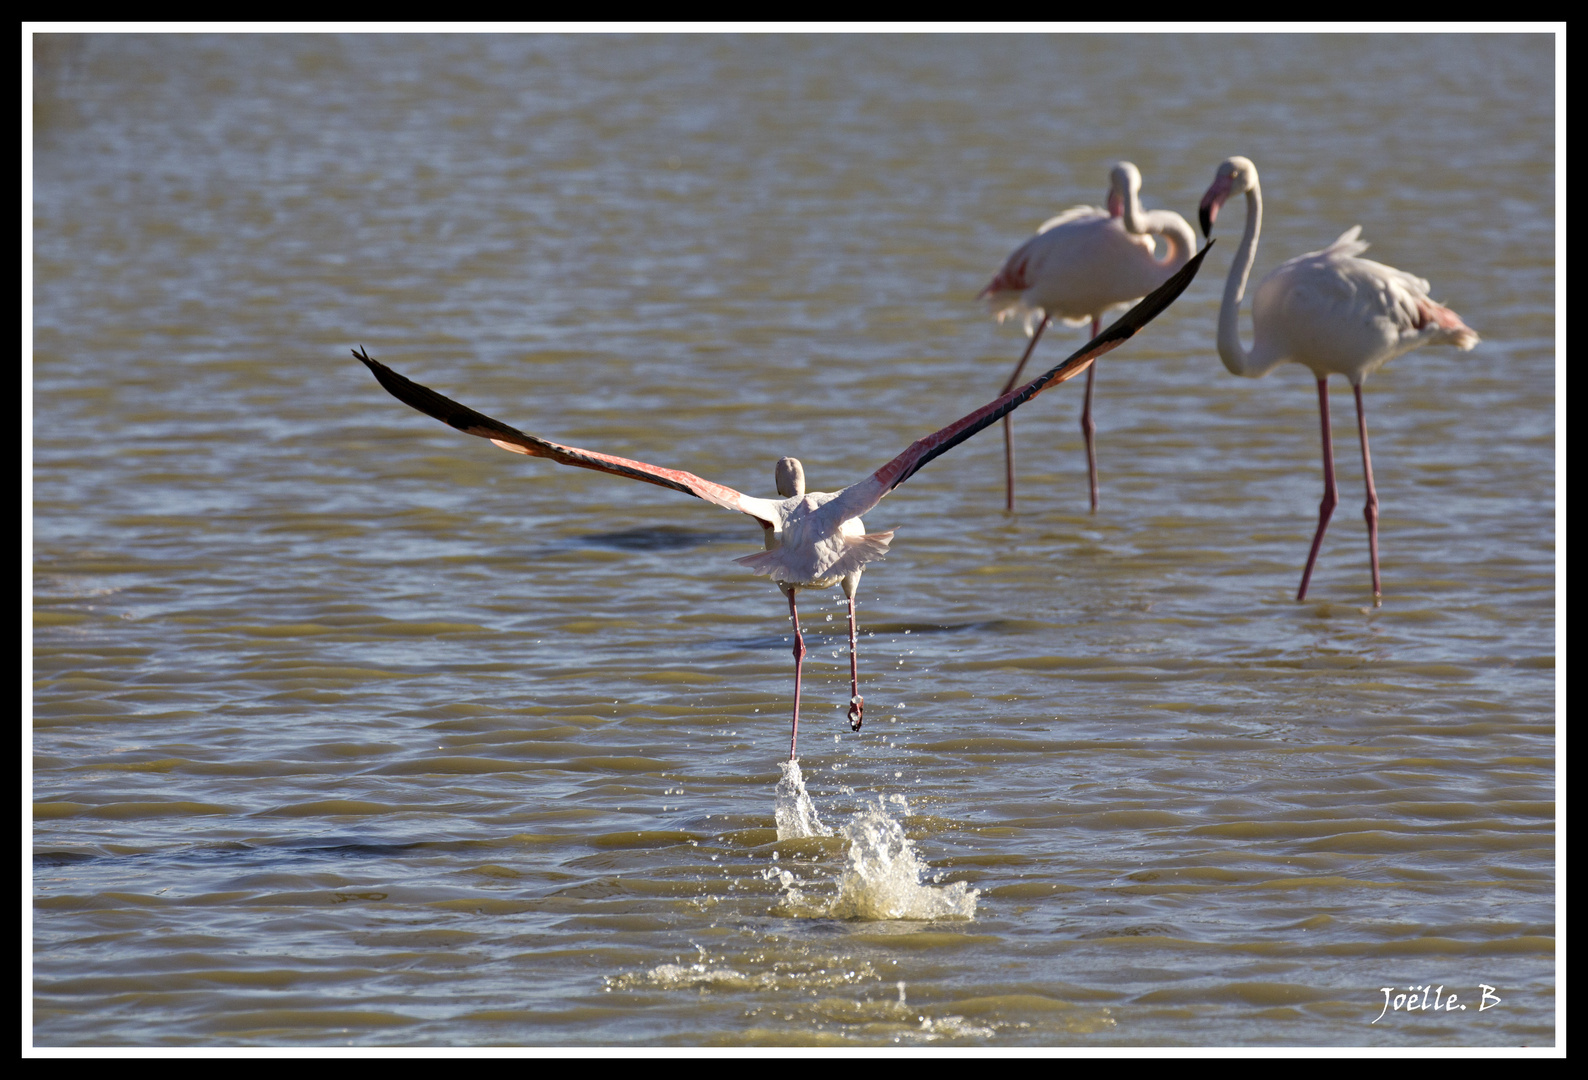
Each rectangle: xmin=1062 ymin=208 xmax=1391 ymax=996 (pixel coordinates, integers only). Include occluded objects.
xmin=353 ymin=348 xmax=779 ymax=529
xmin=818 ymin=242 xmax=1212 ymax=528
xmin=353 ymin=242 xmax=1209 ymax=541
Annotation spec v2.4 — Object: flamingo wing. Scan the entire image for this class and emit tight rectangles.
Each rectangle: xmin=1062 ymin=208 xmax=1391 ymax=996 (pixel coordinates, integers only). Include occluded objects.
xmin=1035 ymin=203 xmax=1110 ymax=237
xmin=819 ymin=242 xmax=1214 ymax=528
xmin=978 ymin=204 xmax=1108 ymax=301
xmin=983 ymin=206 xmax=1182 ymax=333
xmin=353 ymin=348 xmax=781 ymax=529
xmin=971 ymin=206 xmax=1111 ymax=301
xmin=1254 ymin=228 xmax=1478 ymax=372
xmin=1346 ymin=253 xmax=1479 ymax=353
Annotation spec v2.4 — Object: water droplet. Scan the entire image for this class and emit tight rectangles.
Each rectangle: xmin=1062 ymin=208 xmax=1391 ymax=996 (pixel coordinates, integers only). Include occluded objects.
xmin=773 ymin=759 xmax=832 ymax=840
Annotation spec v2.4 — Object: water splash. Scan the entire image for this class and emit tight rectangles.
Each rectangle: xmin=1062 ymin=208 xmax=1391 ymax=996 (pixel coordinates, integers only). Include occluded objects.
xmin=608 ymin=962 xmax=776 ymax=992
xmin=828 ymin=795 xmax=978 ymax=920
xmin=605 ymin=956 xmax=881 ymax=994
xmin=775 ymin=759 xmax=833 ymax=840
xmin=767 ymin=782 xmax=978 ymax=921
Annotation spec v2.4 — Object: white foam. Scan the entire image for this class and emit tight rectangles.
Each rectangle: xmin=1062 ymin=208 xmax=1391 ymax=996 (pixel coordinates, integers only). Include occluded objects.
xmin=768 ymin=777 xmax=978 ymax=921
xmin=828 ymin=795 xmax=978 ymax=921
xmin=775 ymin=758 xmax=833 ymax=840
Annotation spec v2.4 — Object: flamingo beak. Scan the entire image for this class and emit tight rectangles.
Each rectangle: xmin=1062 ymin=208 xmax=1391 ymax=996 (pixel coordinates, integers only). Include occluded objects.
xmin=1198 ymin=175 xmax=1232 ymax=239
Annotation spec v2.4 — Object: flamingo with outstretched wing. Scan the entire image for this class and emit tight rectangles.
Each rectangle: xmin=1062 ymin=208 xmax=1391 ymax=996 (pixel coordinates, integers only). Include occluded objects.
xmin=355 ymin=244 xmax=1209 ymax=759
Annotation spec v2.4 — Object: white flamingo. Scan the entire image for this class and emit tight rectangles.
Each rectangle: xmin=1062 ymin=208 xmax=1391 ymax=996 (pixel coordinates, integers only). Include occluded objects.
xmin=1198 ymin=155 xmax=1479 ymax=603
xmin=354 ymin=247 xmax=1208 ymax=760
xmin=981 ymin=161 xmax=1197 ymax=512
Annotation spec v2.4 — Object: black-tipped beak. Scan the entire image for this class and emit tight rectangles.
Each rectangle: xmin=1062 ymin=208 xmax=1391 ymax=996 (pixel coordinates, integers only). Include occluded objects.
xmin=1198 ymin=173 xmax=1232 ymax=240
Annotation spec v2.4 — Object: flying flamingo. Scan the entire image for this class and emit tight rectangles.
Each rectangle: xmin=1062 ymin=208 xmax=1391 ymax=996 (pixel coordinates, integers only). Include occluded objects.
xmin=980 ymin=161 xmax=1197 ymax=512
xmin=354 ymin=247 xmax=1208 ymax=760
xmin=1198 ymin=155 xmax=1479 ymax=603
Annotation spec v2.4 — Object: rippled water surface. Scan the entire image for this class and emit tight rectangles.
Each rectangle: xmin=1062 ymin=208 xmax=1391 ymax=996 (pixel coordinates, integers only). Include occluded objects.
xmin=31 ymin=33 xmax=1557 ymax=1048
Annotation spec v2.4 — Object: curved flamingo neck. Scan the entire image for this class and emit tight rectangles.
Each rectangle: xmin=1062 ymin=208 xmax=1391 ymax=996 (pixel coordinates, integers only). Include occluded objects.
xmin=1145 ymin=210 xmax=1195 ymax=271
xmin=1217 ymin=180 xmax=1266 ymax=377
xmin=1122 ymin=190 xmax=1195 ymax=273
xmin=1119 ymin=184 xmax=1145 ymax=233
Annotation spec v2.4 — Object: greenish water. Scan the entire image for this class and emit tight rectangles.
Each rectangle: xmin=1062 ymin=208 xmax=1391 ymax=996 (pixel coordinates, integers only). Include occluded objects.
xmin=31 ymin=32 xmax=1556 ymax=1048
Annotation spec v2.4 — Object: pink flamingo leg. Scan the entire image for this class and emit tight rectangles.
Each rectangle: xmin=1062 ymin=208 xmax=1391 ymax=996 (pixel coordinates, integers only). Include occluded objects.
xmin=1354 ymin=383 xmax=1382 ymax=603
xmin=785 ymin=586 xmax=805 ymax=760
xmin=1001 ymin=314 xmax=1050 ymax=512
xmin=845 ymin=593 xmax=864 ymax=731
xmin=1080 ymin=315 xmax=1101 ymax=513
xmin=1297 ymin=376 xmax=1338 ymax=602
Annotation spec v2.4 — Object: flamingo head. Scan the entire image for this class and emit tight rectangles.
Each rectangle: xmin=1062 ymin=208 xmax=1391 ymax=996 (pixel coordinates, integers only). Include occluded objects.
xmin=775 ymin=456 xmax=806 ymax=498
xmin=1198 ymin=155 xmax=1258 ymax=239
xmin=1106 ymin=160 xmax=1141 ymax=219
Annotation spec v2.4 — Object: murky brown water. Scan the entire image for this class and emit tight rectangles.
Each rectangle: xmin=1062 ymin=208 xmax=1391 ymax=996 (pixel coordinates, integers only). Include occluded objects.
xmin=31 ymin=33 xmax=1556 ymax=1048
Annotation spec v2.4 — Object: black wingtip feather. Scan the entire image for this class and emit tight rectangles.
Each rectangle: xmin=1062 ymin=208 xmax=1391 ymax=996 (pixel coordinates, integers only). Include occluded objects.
xmin=352 ymin=347 xmax=535 ymax=445
xmin=886 ymin=241 xmax=1213 ymax=492
xmin=1022 ymin=240 xmax=1212 ymax=394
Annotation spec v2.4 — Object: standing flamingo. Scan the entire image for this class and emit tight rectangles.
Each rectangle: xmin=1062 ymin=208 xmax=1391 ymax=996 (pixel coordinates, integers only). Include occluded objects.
xmin=981 ymin=161 xmax=1197 ymax=512
xmin=354 ymin=247 xmax=1207 ymax=759
xmin=1198 ymin=155 xmax=1479 ymax=603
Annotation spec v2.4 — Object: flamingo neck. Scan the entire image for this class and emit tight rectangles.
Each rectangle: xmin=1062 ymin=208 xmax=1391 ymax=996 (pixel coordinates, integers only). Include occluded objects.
xmin=1147 ymin=210 xmax=1196 ymax=272
xmin=1119 ymin=187 xmax=1146 ymax=234
xmin=1121 ymin=189 xmax=1195 ymax=273
xmin=1217 ymin=181 xmax=1264 ymax=377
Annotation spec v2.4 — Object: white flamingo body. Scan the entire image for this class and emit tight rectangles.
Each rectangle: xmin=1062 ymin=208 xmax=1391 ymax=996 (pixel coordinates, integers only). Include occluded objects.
xmin=981 ymin=162 xmax=1196 ymax=511
xmin=735 ymin=491 xmax=893 ymax=589
xmin=1238 ymin=226 xmax=1478 ymax=380
xmin=1199 ymin=155 xmax=1478 ymax=602
xmin=351 ymin=245 xmax=1209 ymax=760
xmin=985 ymin=205 xmax=1191 ymax=334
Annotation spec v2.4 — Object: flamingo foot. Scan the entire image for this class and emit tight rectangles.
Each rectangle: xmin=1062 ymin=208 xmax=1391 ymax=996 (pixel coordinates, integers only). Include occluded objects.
xmin=848 ymin=695 xmax=864 ymax=731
